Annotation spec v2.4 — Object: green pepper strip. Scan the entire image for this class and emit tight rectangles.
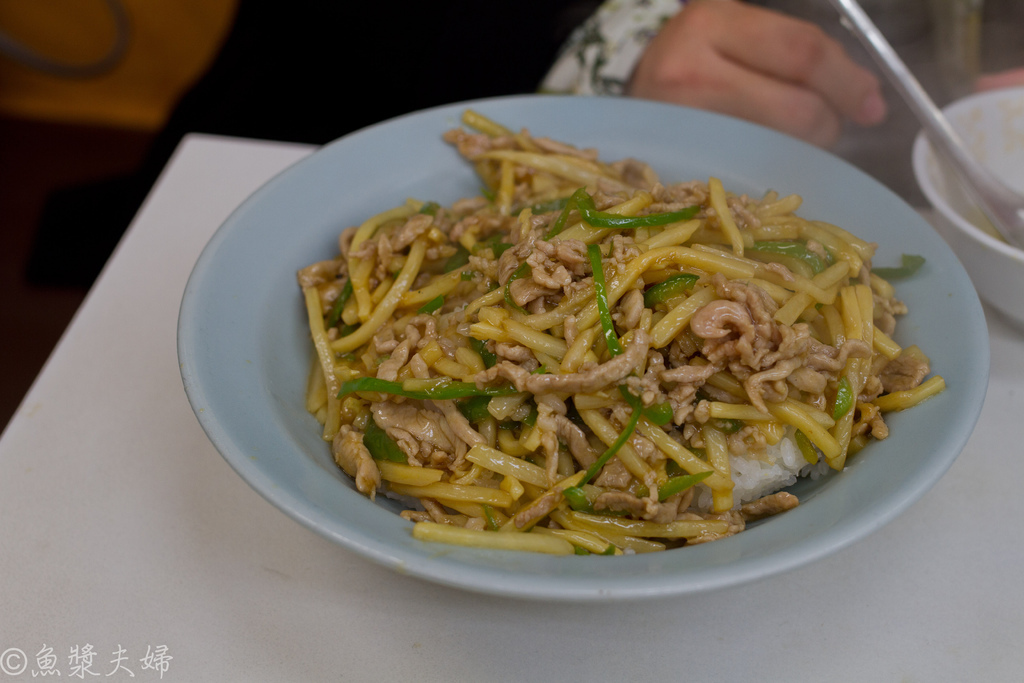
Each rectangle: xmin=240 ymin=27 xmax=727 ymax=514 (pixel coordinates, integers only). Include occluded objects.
xmin=443 ymin=245 xmax=471 ymax=272
xmin=657 ymin=470 xmax=713 ymax=502
xmin=337 ymin=376 xmax=517 ymax=401
xmin=833 ymin=376 xmax=854 ymax=420
xmin=456 ymin=395 xmax=492 ymax=423
xmin=418 ymin=201 xmax=440 ymax=216
xmin=575 ymin=188 xmax=699 ymax=229
xmin=476 ymin=234 xmax=514 ymax=258
xmin=561 ymin=486 xmax=594 ymax=514
xmin=417 ymin=295 xmax=445 ymax=314
xmin=587 ymin=243 xmax=624 ymax=356
xmin=749 ymin=240 xmax=832 ymax=275
xmin=579 ymin=386 xmax=644 ymax=485
xmin=642 ymin=401 xmax=674 ymax=426
xmin=643 ymin=273 xmax=698 ymax=307
xmin=504 ymin=262 xmax=531 ymax=315
xmin=481 ymin=504 xmax=500 ymax=531
xmin=469 ymin=338 xmax=497 ymax=368
xmin=794 ymin=430 xmax=818 ymax=465
xmin=710 ymin=418 xmax=743 ymax=434
xmin=325 ymin=279 xmax=354 ymax=328
xmin=544 ymin=190 xmax=580 ymax=239
xmin=873 ymin=253 xmax=925 ymax=279
xmin=362 ymin=420 xmax=407 ymax=463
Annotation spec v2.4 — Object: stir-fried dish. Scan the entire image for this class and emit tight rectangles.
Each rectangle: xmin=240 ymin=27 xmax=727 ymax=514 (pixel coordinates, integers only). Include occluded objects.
xmin=297 ymin=110 xmax=945 ymax=556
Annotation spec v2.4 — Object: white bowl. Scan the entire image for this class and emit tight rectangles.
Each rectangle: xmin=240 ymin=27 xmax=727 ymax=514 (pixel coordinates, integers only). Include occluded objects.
xmin=912 ymin=86 xmax=1024 ymax=327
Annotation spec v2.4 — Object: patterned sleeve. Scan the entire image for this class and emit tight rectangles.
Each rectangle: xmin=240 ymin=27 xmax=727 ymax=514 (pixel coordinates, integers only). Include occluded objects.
xmin=540 ymin=0 xmax=685 ymax=96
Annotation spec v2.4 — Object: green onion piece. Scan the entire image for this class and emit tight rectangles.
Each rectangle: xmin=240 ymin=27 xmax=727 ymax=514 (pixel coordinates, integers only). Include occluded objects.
xmin=456 ymin=395 xmax=492 ymax=423
xmin=363 ymin=420 xmax=406 ymax=463
xmin=504 ymin=262 xmax=531 ymax=315
xmin=833 ymin=376 xmax=854 ymax=420
xmin=562 ymin=486 xmax=595 ymax=514
xmin=600 ymin=544 xmax=616 ymax=555
xmin=575 ymin=189 xmax=699 ymax=229
xmin=580 ymin=387 xmax=644 ymax=485
xmin=337 ymin=376 xmax=517 ymax=401
xmin=642 ymin=401 xmax=674 ymax=426
xmin=657 ymin=471 xmax=713 ymax=502
xmin=587 ymin=243 xmax=624 ymax=356
xmin=325 ymin=279 xmax=354 ymax=328
xmin=749 ymin=240 xmax=832 ymax=275
xmin=574 ymin=546 xmax=591 ymax=555
xmin=418 ymin=201 xmax=440 ymax=216
xmin=443 ymin=245 xmax=471 ymax=272
xmin=643 ymin=273 xmax=699 ymax=307
xmin=469 ymin=338 xmax=497 ymax=368
xmin=873 ymin=254 xmax=925 ymax=279
xmin=460 ymin=270 xmax=476 ymax=281
xmin=794 ymin=430 xmax=819 ymax=465
xmin=481 ymin=504 xmax=499 ymax=531
xmin=417 ymin=295 xmax=445 ymax=314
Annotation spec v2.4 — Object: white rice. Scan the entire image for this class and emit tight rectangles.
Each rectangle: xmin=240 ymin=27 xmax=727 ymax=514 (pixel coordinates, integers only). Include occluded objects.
xmin=695 ymin=432 xmax=832 ymax=511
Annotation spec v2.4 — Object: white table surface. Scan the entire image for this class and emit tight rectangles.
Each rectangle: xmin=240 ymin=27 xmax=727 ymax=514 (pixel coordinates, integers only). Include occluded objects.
xmin=1 ymin=134 xmax=1021 ymax=682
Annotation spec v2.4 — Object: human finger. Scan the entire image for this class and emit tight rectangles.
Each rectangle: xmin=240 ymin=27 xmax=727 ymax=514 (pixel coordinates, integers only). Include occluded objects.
xmin=703 ymin=0 xmax=886 ymax=126
xmin=975 ymin=67 xmax=1024 ymax=92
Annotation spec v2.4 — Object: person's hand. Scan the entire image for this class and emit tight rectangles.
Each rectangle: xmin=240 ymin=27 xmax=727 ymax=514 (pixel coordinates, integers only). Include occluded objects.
xmin=975 ymin=67 xmax=1024 ymax=92
xmin=627 ymin=0 xmax=887 ymax=147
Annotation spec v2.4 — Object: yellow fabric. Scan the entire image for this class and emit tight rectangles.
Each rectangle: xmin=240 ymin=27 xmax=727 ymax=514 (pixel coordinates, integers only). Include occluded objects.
xmin=0 ymin=0 xmax=237 ymax=130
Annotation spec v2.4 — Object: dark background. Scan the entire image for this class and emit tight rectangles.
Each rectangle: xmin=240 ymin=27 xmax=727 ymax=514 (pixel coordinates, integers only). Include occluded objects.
xmin=2 ymin=0 xmax=1023 ymax=431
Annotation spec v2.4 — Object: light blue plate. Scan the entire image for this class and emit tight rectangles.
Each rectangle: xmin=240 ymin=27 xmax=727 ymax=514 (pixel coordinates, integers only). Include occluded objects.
xmin=178 ymin=95 xmax=989 ymax=601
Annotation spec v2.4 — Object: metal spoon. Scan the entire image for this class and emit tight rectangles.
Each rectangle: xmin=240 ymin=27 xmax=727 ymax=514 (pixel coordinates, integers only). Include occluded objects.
xmin=827 ymin=0 xmax=1024 ymax=249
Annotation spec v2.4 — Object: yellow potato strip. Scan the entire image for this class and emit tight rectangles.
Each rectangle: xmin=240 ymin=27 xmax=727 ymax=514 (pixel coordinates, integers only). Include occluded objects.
xmin=478 ymin=150 xmax=631 ymax=192
xmin=461 ymin=109 xmax=512 ymax=136
xmin=708 ymin=177 xmax=744 ymax=256
xmin=773 ymin=261 xmax=851 ymax=326
xmin=560 ymin=325 xmax=601 ymax=374
xmin=331 ymin=239 xmax=428 ymax=352
xmin=755 ymin=193 xmax=802 ymax=218
xmin=641 ymin=219 xmax=702 ymax=249
xmin=401 ymin=265 xmax=473 ymax=306
xmin=466 ymin=445 xmax=550 ymax=488
xmin=637 ymin=419 xmax=733 ymax=491
xmin=766 ymin=400 xmax=841 ymax=460
xmin=503 ymin=319 xmax=569 ymax=360
xmin=388 ymin=481 xmax=513 ymax=508
xmin=302 ymin=287 xmax=343 ymax=440
xmin=702 ymin=425 xmax=734 ymax=513
xmin=560 ymin=510 xmax=730 ymax=539
xmin=412 ymin=523 xmax=575 ymax=555
xmin=873 ymin=329 xmax=902 ymax=360
xmin=532 ymin=526 xmax=623 ymax=555
xmin=378 ymin=461 xmax=444 ymax=486
xmin=578 ymin=409 xmax=655 ymax=484
xmin=499 ymin=470 xmax=587 ymax=532
xmin=650 ymin=286 xmax=717 ymax=349
xmin=873 ymin=375 xmax=946 ymax=412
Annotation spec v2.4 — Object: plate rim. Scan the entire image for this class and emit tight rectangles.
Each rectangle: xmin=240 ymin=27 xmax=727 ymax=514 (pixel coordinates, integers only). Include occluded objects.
xmin=177 ymin=94 xmax=991 ymax=601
